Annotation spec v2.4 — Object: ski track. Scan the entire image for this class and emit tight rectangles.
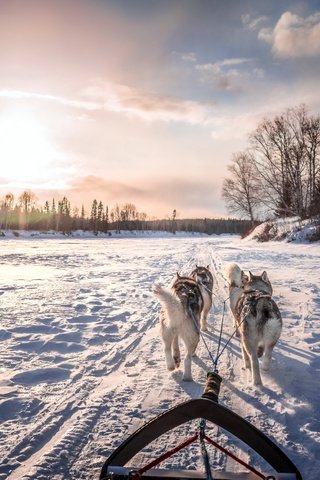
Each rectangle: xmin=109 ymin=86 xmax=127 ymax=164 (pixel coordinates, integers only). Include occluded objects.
xmin=0 ymin=237 xmax=319 ymax=479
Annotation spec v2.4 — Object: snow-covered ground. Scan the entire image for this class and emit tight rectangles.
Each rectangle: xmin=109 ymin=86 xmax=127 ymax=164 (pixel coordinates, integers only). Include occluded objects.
xmin=0 ymin=235 xmax=319 ymax=479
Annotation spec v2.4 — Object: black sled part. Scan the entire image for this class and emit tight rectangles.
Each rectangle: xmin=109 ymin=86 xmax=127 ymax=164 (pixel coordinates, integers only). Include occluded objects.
xmin=100 ymin=393 xmax=302 ymax=479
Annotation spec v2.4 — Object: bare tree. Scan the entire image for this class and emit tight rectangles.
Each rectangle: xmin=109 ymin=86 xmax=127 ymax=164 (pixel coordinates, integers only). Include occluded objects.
xmin=249 ymin=105 xmax=320 ymax=218
xmin=18 ymin=190 xmax=37 ymax=229
xmin=2 ymin=193 xmax=14 ymax=229
xmin=222 ymin=152 xmax=260 ymax=224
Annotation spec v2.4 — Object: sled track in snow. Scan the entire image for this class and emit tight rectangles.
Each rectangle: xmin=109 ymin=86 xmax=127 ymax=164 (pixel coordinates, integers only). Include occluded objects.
xmin=1 ymin=237 xmax=319 ymax=479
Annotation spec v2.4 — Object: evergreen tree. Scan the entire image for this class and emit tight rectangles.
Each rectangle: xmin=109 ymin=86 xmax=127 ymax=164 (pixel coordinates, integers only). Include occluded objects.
xmin=90 ymin=199 xmax=98 ymax=234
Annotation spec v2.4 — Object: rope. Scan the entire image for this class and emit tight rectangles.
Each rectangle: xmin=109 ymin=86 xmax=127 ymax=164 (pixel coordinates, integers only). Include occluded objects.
xmin=212 ymin=296 xmax=229 ymax=372
xmin=213 ymin=315 xmax=246 ymax=368
xmin=199 ymin=419 xmax=213 ymax=480
xmin=188 ymin=306 xmax=216 ymax=368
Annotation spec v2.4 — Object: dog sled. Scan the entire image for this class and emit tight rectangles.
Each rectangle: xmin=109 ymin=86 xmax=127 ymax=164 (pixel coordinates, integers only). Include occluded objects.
xmin=100 ymin=371 xmax=302 ymax=480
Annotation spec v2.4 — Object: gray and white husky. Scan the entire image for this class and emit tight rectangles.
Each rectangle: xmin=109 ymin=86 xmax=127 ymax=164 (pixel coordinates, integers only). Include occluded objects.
xmin=226 ymin=263 xmax=282 ymax=386
xmin=153 ymin=274 xmax=203 ymax=381
xmin=190 ymin=265 xmax=213 ymax=331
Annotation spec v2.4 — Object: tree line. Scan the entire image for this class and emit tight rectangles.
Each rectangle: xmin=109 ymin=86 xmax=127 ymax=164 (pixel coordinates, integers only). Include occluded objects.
xmin=0 ymin=191 xmax=250 ymax=236
xmin=222 ymin=105 xmax=320 ymax=223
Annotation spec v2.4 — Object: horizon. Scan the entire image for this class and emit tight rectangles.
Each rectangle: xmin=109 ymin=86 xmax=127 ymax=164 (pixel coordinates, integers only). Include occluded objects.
xmin=1 ymin=0 xmax=320 ymax=218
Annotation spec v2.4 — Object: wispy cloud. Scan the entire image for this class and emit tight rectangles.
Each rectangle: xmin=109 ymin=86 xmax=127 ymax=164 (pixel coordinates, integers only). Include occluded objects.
xmin=195 ymin=58 xmax=264 ymax=91
xmin=0 ymin=89 xmax=99 ymax=110
xmin=181 ymin=52 xmax=197 ymax=62
xmin=80 ymin=81 xmax=215 ymax=124
xmin=242 ymin=13 xmax=268 ymax=31
xmin=0 ymin=84 xmax=214 ymax=126
xmin=258 ymin=11 xmax=320 ymax=58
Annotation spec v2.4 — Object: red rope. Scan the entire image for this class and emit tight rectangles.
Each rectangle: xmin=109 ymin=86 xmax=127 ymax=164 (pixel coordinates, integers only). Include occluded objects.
xmin=131 ymin=433 xmax=198 ymax=480
xmin=204 ymin=434 xmax=266 ymax=480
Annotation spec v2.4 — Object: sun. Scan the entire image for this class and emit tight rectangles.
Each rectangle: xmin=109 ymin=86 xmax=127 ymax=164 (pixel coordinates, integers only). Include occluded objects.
xmin=0 ymin=110 xmax=64 ymax=188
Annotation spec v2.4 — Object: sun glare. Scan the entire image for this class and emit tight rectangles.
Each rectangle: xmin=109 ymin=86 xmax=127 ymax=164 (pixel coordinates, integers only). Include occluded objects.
xmin=0 ymin=110 xmax=65 ymax=188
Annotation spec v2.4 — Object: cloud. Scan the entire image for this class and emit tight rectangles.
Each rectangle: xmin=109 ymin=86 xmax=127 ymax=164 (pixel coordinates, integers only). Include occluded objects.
xmin=80 ymin=81 xmax=215 ymax=124
xmin=242 ymin=13 xmax=268 ymax=31
xmin=64 ymin=175 xmax=224 ymax=218
xmin=195 ymin=58 xmax=264 ymax=91
xmin=0 ymin=82 xmax=215 ymax=126
xmin=181 ymin=52 xmax=197 ymax=62
xmin=0 ymin=89 xmax=99 ymax=110
xmin=258 ymin=11 xmax=320 ymax=58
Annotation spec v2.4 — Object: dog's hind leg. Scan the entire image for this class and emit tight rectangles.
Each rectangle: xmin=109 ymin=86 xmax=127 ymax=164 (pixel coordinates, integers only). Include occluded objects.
xmin=182 ymin=336 xmax=199 ymax=382
xmin=261 ymin=341 xmax=276 ymax=371
xmin=242 ymin=333 xmax=262 ymax=385
xmin=183 ymin=349 xmax=193 ymax=381
xmin=172 ymin=334 xmax=181 ymax=368
xmin=250 ymin=351 xmax=262 ymax=386
xmin=200 ymin=309 xmax=209 ymax=331
xmin=241 ymin=344 xmax=251 ymax=369
xmin=161 ymin=324 xmax=176 ymax=371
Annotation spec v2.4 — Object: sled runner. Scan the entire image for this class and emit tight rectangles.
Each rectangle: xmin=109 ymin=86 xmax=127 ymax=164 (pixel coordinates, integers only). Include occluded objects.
xmin=100 ymin=372 xmax=302 ymax=480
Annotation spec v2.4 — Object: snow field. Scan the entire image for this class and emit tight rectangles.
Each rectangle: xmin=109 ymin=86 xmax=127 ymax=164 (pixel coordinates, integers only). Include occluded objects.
xmin=0 ymin=236 xmax=319 ymax=479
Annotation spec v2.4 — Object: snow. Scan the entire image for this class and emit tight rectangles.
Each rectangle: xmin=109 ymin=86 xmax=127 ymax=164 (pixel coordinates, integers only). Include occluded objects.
xmin=0 ymin=235 xmax=319 ymax=479
xmin=245 ymin=216 xmax=320 ymax=243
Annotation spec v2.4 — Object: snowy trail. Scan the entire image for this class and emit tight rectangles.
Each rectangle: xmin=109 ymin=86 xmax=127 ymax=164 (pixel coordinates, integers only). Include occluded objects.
xmin=0 ymin=236 xmax=319 ymax=479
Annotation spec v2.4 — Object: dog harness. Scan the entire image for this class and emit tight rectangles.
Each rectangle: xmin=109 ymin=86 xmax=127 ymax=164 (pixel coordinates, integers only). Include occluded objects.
xmin=235 ymin=289 xmax=272 ymax=320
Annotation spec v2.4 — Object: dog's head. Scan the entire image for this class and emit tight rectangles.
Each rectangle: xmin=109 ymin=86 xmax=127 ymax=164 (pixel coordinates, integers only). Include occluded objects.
xmin=244 ymin=271 xmax=272 ymax=295
xmin=173 ymin=274 xmax=203 ymax=311
xmin=190 ymin=265 xmax=213 ymax=287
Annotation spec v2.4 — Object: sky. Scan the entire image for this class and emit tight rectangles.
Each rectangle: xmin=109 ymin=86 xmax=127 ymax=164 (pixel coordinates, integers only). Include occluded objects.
xmin=0 ymin=0 xmax=320 ymax=219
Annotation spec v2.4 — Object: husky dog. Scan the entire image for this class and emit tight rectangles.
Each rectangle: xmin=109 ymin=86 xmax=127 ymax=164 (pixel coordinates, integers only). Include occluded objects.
xmin=190 ymin=265 xmax=213 ymax=331
xmin=153 ymin=274 xmax=203 ymax=381
xmin=226 ymin=264 xmax=282 ymax=386
xmin=225 ymin=263 xmax=249 ymax=327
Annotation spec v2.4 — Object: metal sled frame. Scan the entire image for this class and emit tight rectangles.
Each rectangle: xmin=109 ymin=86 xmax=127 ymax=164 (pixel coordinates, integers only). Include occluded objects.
xmin=100 ymin=396 xmax=302 ymax=480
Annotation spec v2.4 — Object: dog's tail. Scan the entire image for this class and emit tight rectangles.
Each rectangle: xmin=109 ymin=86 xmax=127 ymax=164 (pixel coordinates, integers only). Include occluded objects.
xmin=256 ymin=297 xmax=282 ymax=325
xmin=152 ymin=283 xmax=180 ymax=307
xmin=225 ymin=263 xmax=243 ymax=287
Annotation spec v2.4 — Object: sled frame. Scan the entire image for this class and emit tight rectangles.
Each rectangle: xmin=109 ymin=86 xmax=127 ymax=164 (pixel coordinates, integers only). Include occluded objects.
xmin=100 ymin=397 xmax=302 ymax=480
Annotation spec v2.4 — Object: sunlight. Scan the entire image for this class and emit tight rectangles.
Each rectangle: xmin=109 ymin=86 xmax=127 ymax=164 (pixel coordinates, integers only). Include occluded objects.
xmin=0 ymin=110 xmax=65 ymax=188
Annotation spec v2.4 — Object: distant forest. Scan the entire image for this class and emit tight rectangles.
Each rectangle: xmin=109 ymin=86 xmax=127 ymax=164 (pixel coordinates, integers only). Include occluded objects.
xmin=0 ymin=191 xmax=251 ymax=236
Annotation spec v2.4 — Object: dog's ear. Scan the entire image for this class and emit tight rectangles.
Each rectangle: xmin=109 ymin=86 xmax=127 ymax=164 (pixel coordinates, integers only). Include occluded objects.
xmin=241 ymin=271 xmax=249 ymax=284
xmin=261 ymin=271 xmax=269 ymax=282
xmin=176 ymin=272 xmax=181 ymax=279
xmin=195 ymin=264 xmax=198 ymax=268
xmin=206 ymin=264 xmax=210 ymax=270
xmin=248 ymin=271 xmax=253 ymax=280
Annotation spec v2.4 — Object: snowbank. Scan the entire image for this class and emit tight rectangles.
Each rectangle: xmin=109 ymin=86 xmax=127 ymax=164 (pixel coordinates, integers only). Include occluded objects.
xmin=244 ymin=217 xmax=320 ymax=243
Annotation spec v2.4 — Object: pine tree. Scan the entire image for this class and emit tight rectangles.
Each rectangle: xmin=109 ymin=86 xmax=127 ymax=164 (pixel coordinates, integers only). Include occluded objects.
xmin=91 ymin=199 xmax=98 ymax=234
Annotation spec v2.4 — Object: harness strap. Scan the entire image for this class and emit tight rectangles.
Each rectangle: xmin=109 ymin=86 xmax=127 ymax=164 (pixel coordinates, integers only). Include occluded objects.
xmin=199 ymin=419 xmax=213 ymax=480
xmin=188 ymin=306 xmax=216 ymax=368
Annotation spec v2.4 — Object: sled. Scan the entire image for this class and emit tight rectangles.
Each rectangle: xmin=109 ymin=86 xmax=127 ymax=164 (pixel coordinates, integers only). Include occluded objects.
xmin=100 ymin=372 xmax=302 ymax=480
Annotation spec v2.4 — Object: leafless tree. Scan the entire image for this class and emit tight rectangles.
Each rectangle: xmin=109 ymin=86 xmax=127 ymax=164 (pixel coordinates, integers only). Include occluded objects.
xmin=249 ymin=105 xmax=320 ymax=218
xmin=222 ymin=151 xmax=260 ymax=224
xmin=18 ymin=190 xmax=37 ymax=229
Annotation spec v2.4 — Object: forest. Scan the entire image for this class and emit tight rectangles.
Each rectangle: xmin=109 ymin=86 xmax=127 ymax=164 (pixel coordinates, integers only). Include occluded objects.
xmin=0 ymin=193 xmax=251 ymax=236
